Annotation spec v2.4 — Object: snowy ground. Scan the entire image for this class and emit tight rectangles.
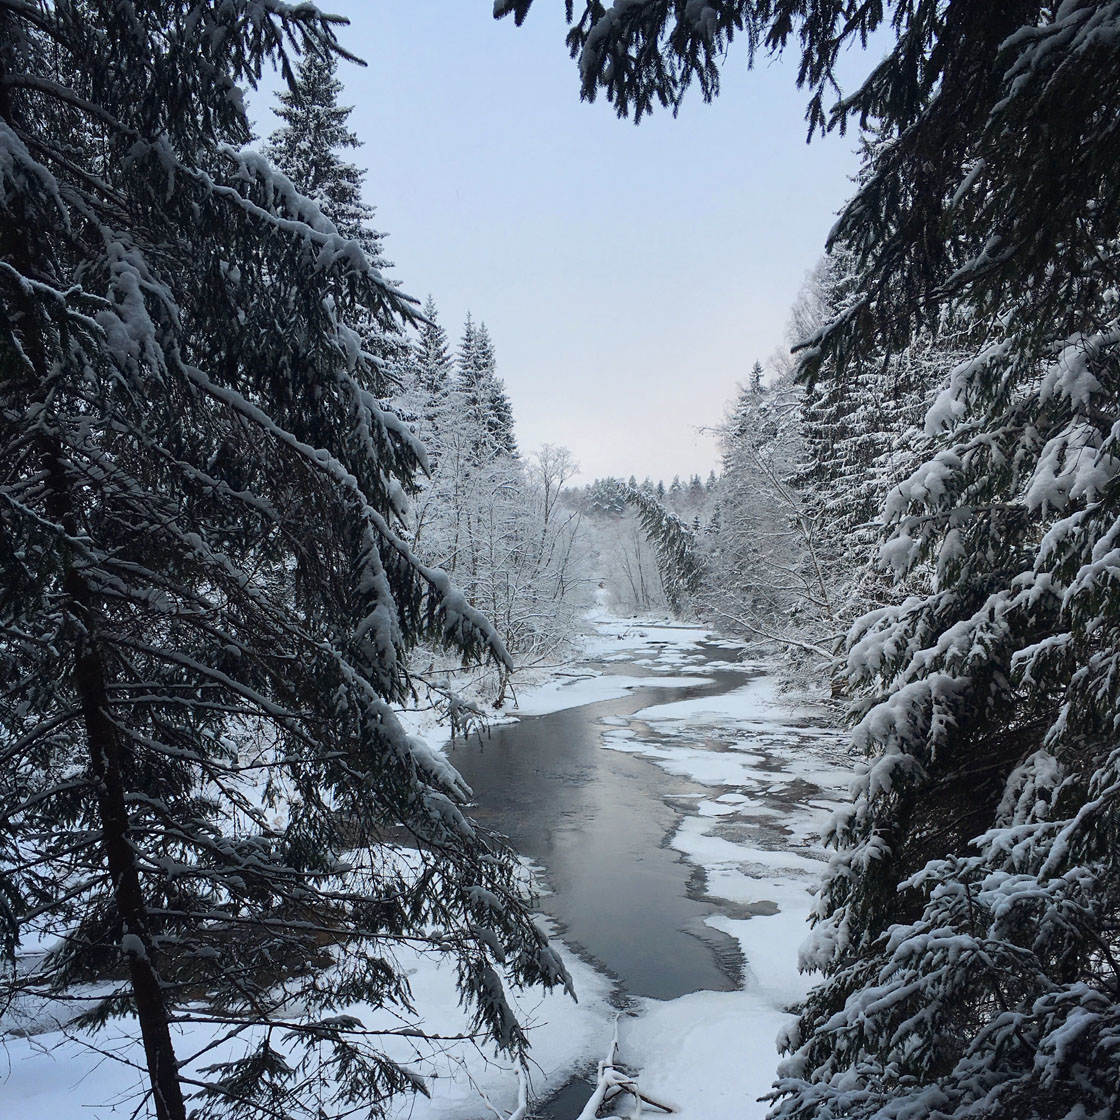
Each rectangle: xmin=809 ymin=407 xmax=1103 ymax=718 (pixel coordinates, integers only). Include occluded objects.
xmin=0 ymin=607 xmax=851 ymax=1119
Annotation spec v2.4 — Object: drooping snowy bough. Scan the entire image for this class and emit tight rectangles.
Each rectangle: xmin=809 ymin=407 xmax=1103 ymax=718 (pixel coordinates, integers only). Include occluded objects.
xmin=610 ymin=481 xmax=703 ymax=615
xmin=0 ymin=6 xmax=569 ymax=1119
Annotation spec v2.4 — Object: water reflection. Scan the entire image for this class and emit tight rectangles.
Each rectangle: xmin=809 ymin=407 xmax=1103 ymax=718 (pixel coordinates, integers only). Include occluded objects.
xmin=448 ymin=651 xmax=753 ymax=1001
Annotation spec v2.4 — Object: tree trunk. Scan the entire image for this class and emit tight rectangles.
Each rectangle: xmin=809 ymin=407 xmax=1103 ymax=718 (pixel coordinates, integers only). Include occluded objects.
xmin=0 ymin=45 xmax=187 ymax=1114
xmin=66 ymin=564 xmax=189 ymax=1120
xmin=35 ymin=363 xmax=189 ymax=1120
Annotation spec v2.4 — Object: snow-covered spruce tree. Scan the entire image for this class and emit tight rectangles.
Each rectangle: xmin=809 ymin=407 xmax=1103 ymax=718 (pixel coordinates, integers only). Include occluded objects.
xmin=457 ymin=314 xmax=518 ymax=459
xmin=266 ymin=48 xmax=405 ymax=383
xmin=413 ymin=295 xmax=454 ymax=399
xmin=748 ymin=360 xmax=763 ymax=394
xmin=701 ymin=366 xmax=838 ymax=668
xmin=267 ymin=50 xmax=381 ymax=253
xmin=0 ymin=8 xmax=568 ymax=1120
xmin=400 ymin=313 xmax=587 ymax=667
xmin=578 ymin=477 xmax=702 ymax=615
xmin=506 ymin=2 xmax=1120 ymax=1117
xmin=394 ymin=294 xmax=455 ymax=457
xmin=788 ymin=249 xmax=974 ymax=669
xmin=783 ymin=8 xmax=1120 ymax=1114
xmin=585 ymin=476 xmax=628 ymax=515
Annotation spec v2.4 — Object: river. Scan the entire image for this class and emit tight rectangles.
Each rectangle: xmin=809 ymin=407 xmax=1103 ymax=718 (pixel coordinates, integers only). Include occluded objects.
xmin=448 ymin=642 xmax=753 ymax=1001
xmin=445 ymin=621 xmax=848 ymax=1118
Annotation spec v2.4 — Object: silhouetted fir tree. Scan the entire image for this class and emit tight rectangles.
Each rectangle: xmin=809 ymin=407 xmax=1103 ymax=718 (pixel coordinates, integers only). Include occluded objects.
xmin=457 ymin=314 xmax=518 ymax=458
xmin=267 ymin=52 xmax=378 ymax=249
xmin=413 ymin=294 xmax=453 ymax=398
xmin=399 ymin=294 xmax=455 ymax=456
xmin=749 ymin=359 xmax=763 ymax=394
xmin=0 ymin=9 xmax=568 ymax=1120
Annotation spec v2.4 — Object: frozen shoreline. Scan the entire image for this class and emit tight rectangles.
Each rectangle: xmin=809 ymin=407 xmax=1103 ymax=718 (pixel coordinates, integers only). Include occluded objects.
xmin=587 ymin=618 xmax=849 ymax=1119
xmin=423 ymin=605 xmax=851 ymax=1119
xmin=517 ymin=609 xmax=849 ymax=1120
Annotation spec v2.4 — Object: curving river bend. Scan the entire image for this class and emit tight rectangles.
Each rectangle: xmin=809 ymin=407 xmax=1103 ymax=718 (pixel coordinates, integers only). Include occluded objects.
xmin=448 ymin=642 xmax=754 ymax=1002
xmin=445 ymin=619 xmax=849 ymax=1119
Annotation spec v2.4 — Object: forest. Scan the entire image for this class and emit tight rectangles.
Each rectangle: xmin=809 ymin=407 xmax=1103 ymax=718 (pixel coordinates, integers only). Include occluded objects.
xmin=1 ymin=3 xmax=1118 ymax=1120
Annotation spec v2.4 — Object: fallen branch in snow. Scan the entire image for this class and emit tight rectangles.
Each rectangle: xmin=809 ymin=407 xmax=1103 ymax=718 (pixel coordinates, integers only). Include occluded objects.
xmin=507 ymin=1067 xmax=530 ymax=1120
xmin=500 ymin=1019 xmax=673 ymax=1120
xmin=574 ymin=1020 xmax=675 ymax=1119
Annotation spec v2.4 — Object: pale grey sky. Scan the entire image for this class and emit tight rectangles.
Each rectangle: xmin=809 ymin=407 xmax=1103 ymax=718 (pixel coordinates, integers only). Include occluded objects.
xmin=256 ymin=3 xmax=866 ymax=483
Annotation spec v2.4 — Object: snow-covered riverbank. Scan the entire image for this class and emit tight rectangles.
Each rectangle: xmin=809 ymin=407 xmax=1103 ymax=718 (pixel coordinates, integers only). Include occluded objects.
xmin=501 ymin=610 xmax=849 ymax=1119
xmin=1 ymin=610 xmax=851 ymax=1120
xmin=586 ymin=617 xmax=850 ymax=1118
xmin=402 ymin=606 xmax=851 ymax=1119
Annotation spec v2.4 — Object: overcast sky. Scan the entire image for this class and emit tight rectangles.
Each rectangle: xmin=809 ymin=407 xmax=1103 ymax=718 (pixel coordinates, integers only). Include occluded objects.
xmin=254 ymin=4 xmax=866 ymax=484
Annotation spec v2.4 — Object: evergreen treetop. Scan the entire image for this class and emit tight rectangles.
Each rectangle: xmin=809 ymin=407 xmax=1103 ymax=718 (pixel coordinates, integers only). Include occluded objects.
xmin=414 ymin=294 xmax=454 ymax=397
xmin=266 ymin=50 xmax=385 ymax=262
xmin=265 ymin=48 xmax=408 ymax=385
xmin=457 ymin=314 xmax=518 ymax=459
xmin=749 ymin=360 xmax=763 ymax=394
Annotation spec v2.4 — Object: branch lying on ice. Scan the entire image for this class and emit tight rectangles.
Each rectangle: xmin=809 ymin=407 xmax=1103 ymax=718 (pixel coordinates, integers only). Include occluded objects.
xmin=506 ymin=1067 xmax=530 ymax=1120
xmin=499 ymin=1019 xmax=674 ymax=1119
xmin=574 ymin=1020 xmax=674 ymax=1119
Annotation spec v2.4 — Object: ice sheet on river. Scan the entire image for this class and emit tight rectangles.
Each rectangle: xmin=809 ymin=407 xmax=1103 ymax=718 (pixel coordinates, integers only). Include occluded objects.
xmin=568 ymin=620 xmax=851 ymax=1120
xmin=482 ymin=613 xmax=852 ymax=1120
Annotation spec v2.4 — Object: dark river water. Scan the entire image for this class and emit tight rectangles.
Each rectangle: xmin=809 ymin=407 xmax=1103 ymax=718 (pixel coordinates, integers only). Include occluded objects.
xmin=447 ymin=646 xmax=753 ymax=1002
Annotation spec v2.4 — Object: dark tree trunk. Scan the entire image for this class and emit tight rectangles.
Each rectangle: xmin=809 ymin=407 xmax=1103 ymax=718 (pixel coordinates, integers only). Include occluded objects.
xmin=0 ymin=39 xmax=187 ymax=1115
xmin=63 ymin=555 xmax=189 ymax=1120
